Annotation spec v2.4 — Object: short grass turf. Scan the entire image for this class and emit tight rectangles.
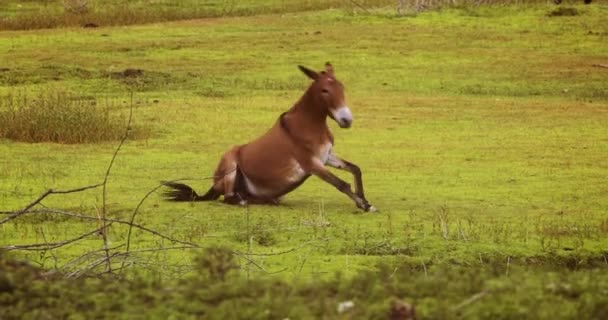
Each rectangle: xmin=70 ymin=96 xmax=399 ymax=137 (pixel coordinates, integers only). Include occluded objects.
xmin=1 ymin=3 xmax=608 ymax=318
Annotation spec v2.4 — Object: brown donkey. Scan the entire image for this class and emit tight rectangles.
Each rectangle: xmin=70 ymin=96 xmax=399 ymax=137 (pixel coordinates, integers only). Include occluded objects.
xmin=163 ymin=63 xmax=376 ymax=212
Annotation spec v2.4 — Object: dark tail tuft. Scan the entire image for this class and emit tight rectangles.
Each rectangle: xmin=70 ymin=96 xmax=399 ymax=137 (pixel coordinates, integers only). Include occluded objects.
xmin=162 ymin=182 xmax=220 ymax=202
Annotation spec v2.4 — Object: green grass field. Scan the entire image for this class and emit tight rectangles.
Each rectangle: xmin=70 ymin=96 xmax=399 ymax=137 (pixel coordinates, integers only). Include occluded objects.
xmin=1 ymin=1 xmax=608 ymax=318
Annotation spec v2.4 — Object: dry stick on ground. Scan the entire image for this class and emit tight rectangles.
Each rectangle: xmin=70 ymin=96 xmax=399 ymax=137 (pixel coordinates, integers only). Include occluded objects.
xmin=121 ymin=167 xmax=238 ymax=263
xmin=452 ymin=289 xmax=490 ymax=312
xmin=122 ymin=245 xmax=285 ymax=275
xmin=2 ymin=180 xmax=286 ymax=276
xmin=120 ymin=176 xmax=212 ymax=273
xmin=2 ymin=224 xmax=111 ymax=251
xmin=61 ymin=244 xmax=126 ymax=278
xmin=129 ymin=243 xmax=278 ymax=276
xmin=75 ymin=251 xmax=124 ymax=277
xmin=117 ymin=176 xmax=291 ymax=275
xmin=26 ymin=208 xmax=200 ymax=247
xmin=0 ymin=183 xmax=104 ymax=224
xmin=233 ymin=239 xmax=319 ymax=257
xmin=100 ymin=91 xmax=134 ymax=273
xmin=38 ymin=227 xmax=59 ymax=269
xmin=33 ymin=185 xmax=206 ymax=276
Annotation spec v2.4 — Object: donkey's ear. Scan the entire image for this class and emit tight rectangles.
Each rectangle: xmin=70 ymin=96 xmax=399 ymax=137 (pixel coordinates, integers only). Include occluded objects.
xmin=298 ymin=65 xmax=319 ymax=80
xmin=325 ymin=62 xmax=334 ymax=75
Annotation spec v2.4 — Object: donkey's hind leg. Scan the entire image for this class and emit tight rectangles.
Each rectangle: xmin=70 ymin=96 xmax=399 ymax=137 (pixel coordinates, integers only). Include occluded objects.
xmin=222 ymin=169 xmax=246 ymax=205
xmin=215 ymin=147 xmax=247 ymax=205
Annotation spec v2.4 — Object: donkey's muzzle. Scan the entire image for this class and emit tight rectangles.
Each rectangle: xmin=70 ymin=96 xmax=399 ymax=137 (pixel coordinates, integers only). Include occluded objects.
xmin=338 ymin=117 xmax=352 ymax=128
xmin=333 ymin=106 xmax=353 ymax=129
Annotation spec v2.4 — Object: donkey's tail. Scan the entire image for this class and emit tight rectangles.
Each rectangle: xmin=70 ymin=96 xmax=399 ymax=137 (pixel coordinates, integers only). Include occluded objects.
xmin=162 ymin=182 xmax=221 ymax=202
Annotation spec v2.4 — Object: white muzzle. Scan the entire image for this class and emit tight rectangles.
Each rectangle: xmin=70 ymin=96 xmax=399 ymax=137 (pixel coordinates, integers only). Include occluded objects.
xmin=332 ymin=106 xmax=353 ymax=128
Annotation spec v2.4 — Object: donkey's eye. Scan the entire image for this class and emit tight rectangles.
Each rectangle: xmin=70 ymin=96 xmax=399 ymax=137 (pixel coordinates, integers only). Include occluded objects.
xmin=321 ymin=89 xmax=330 ymax=95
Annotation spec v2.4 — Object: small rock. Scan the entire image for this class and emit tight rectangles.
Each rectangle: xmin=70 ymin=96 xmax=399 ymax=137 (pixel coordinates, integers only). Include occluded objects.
xmin=337 ymin=300 xmax=355 ymax=314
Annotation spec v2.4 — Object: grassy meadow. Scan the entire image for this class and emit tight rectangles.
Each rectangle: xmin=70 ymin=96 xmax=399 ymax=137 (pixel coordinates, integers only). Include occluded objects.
xmin=1 ymin=1 xmax=608 ymax=318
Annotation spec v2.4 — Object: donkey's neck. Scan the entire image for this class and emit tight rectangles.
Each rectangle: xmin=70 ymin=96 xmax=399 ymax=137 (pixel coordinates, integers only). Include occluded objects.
xmin=291 ymin=90 xmax=327 ymax=123
xmin=283 ymin=92 xmax=330 ymax=143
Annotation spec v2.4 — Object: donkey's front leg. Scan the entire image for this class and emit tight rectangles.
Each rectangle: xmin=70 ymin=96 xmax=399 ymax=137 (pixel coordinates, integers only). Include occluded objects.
xmin=310 ymin=162 xmax=376 ymax=212
xmin=325 ymin=153 xmax=369 ymax=203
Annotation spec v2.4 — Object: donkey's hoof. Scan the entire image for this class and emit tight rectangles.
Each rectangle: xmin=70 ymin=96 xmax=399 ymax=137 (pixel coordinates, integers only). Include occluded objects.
xmin=239 ymin=200 xmax=248 ymax=206
xmin=360 ymin=202 xmax=377 ymax=212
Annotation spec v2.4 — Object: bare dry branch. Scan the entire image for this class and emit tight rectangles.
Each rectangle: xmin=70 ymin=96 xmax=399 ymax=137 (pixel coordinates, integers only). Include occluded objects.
xmin=24 ymin=208 xmax=200 ymax=247
xmin=61 ymin=244 xmax=125 ymax=275
xmin=120 ymin=177 xmax=216 ymax=273
xmin=452 ymin=290 xmax=489 ymax=311
xmin=2 ymin=223 xmax=111 ymax=251
xmin=0 ymin=183 xmax=103 ymax=224
xmin=233 ymin=239 xmax=318 ymax=257
xmin=124 ymin=178 xmax=208 ymax=255
xmin=99 ymin=92 xmax=134 ymax=273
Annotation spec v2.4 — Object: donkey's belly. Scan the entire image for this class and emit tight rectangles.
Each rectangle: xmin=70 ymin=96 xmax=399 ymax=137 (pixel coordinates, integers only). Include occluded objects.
xmin=242 ymin=159 xmax=309 ymax=198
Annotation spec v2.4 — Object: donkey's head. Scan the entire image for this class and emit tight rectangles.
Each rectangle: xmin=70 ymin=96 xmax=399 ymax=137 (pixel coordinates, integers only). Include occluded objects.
xmin=298 ymin=63 xmax=353 ymax=128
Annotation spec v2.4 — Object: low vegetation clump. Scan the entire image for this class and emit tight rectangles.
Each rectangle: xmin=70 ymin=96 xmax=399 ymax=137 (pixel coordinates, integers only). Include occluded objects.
xmin=0 ymin=91 xmax=146 ymax=144
xmin=1 ymin=251 xmax=608 ymax=319
xmin=547 ymin=6 xmax=580 ymax=16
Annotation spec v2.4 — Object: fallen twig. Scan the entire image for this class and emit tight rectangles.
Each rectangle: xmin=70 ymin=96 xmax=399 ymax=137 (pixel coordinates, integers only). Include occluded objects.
xmin=123 ymin=177 xmax=212 ymax=268
xmin=2 ymin=224 xmax=111 ymax=251
xmin=0 ymin=183 xmax=103 ymax=225
xmin=25 ymin=208 xmax=199 ymax=247
xmin=452 ymin=290 xmax=489 ymax=311
xmin=99 ymin=92 xmax=134 ymax=273
xmin=61 ymin=244 xmax=125 ymax=275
